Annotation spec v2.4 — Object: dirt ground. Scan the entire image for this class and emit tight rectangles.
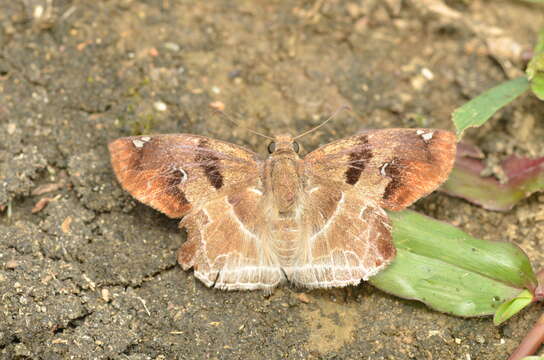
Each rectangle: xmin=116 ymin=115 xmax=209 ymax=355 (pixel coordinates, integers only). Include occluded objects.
xmin=1 ymin=0 xmax=544 ymax=359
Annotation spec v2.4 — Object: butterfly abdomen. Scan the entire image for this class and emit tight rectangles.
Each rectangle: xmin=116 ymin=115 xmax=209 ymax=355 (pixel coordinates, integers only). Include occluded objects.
xmin=271 ymin=217 xmax=301 ymax=265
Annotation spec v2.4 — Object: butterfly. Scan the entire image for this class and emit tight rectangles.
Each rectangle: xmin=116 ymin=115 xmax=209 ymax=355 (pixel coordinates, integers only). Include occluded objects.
xmin=109 ymin=127 xmax=456 ymax=291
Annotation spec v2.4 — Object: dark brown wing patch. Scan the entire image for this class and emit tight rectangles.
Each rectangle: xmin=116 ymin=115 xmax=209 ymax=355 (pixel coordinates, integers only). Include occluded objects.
xmin=196 ymin=139 xmax=224 ymax=190
xmin=109 ymin=134 xmax=262 ymax=219
xmin=163 ymin=168 xmax=191 ymax=208
xmin=304 ymin=128 xmax=456 ymax=211
xmin=382 ymin=158 xmax=403 ymax=202
xmin=344 ymin=135 xmax=373 ymax=185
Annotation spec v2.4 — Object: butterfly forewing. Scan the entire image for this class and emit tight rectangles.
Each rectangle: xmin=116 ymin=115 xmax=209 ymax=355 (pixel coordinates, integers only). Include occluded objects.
xmin=109 ymin=134 xmax=262 ymax=218
xmin=304 ymin=128 xmax=457 ymax=210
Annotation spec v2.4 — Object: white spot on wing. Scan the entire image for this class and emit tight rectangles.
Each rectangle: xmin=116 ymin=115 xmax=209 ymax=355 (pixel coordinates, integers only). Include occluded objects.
xmin=132 ymin=136 xmax=151 ymax=148
xmin=308 ymin=186 xmax=320 ymax=194
xmin=132 ymin=139 xmax=145 ymax=148
xmin=380 ymin=163 xmax=389 ymax=176
xmin=416 ymin=130 xmax=434 ymax=142
xmin=359 ymin=205 xmax=368 ymax=219
xmin=178 ymin=168 xmax=188 ymax=183
xmin=422 ymin=132 xmax=434 ymax=141
xmin=250 ymin=188 xmax=263 ymax=196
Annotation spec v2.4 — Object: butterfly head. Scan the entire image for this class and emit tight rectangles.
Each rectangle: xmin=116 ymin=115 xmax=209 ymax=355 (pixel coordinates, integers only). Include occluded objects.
xmin=267 ymin=135 xmax=300 ymax=155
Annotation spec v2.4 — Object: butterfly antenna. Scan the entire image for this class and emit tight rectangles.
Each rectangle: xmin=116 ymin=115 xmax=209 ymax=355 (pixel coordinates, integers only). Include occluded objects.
xmin=294 ymin=105 xmax=351 ymax=140
xmin=211 ymin=108 xmax=274 ymax=140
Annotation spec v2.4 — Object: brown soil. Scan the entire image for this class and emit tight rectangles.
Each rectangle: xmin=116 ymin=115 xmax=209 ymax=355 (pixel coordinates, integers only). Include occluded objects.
xmin=1 ymin=1 xmax=543 ymax=359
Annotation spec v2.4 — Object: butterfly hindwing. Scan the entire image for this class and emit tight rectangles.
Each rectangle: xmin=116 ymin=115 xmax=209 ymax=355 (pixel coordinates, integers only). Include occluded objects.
xmin=285 ymin=186 xmax=395 ymax=288
xmin=178 ymin=188 xmax=285 ymax=291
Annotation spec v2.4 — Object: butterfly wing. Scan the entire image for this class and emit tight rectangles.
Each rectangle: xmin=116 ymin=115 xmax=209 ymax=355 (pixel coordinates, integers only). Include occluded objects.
xmin=304 ymin=128 xmax=457 ymax=210
xmin=288 ymin=129 xmax=456 ymax=288
xmin=109 ymin=134 xmax=284 ymax=290
xmin=285 ymin=186 xmax=394 ymax=288
xmin=178 ymin=188 xmax=285 ymax=290
xmin=109 ymin=134 xmax=262 ymax=218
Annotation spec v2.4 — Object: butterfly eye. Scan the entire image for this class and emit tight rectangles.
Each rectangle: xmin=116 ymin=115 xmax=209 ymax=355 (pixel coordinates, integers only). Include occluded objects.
xmin=292 ymin=141 xmax=300 ymax=153
xmin=267 ymin=142 xmax=276 ymax=154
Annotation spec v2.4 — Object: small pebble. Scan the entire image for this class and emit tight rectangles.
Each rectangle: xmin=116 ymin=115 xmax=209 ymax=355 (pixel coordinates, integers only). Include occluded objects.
xmin=5 ymin=260 xmax=19 ymax=269
xmin=7 ymin=123 xmax=16 ymax=134
xmin=296 ymin=293 xmax=311 ymax=304
xmin=410 ymin=75 xmax=426 ymax=91
xmin=61 ymin=216 xmax=73 ymax=234
xmin=33 ymin=5 xmax=44 ymax=19
xmin=209 ymin=101 xmax=225 ymax=111
xmin=164 ymin=42 xmax=180 ymax=52
xmin=421 ymin=67 xmax=434 ymax=80
xmin=154 ymin=101 xmax=167 ymax=112
xmin=101 ymin=288 xmax=111 ymax=302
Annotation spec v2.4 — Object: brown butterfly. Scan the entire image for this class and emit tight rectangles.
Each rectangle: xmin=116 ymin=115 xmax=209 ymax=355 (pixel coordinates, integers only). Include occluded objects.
xmin=109 ymin=127 xmax=456 ymax=291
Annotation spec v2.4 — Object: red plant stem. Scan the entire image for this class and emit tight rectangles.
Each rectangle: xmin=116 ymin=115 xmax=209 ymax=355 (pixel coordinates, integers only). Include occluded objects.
xmin=535 ymin=269 xmax=544 ymax=302
xmin=508 ymin=312 xmax=544 ymax=360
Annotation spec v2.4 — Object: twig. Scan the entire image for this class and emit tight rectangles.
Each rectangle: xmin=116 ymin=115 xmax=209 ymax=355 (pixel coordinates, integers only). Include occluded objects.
xmin=136 ymin=296 xmax=151 ymax=316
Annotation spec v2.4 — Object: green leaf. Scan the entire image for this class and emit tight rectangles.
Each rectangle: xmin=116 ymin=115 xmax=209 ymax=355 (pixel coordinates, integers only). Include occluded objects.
xmin=530 ymin=72 xmax=544 ymax=100
xmin=520 ymin=357 xmax=544 ymax=360
xmin=493 ymin=290 xmax=534 ymax=325
xmin=534 ymin=28 xmax=544 ymax=54
xmin=452 ymin=77 xmax=530 ymax=139
xmin=369 ymin=210 xmax=537 ymax=317
xmin=527 ymin=28 xmax=544 ymax=100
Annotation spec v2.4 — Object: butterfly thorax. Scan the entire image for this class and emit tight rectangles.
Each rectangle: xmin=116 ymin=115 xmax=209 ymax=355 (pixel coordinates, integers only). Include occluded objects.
xmin=265 ymin=135 xmax=303 ymax=216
